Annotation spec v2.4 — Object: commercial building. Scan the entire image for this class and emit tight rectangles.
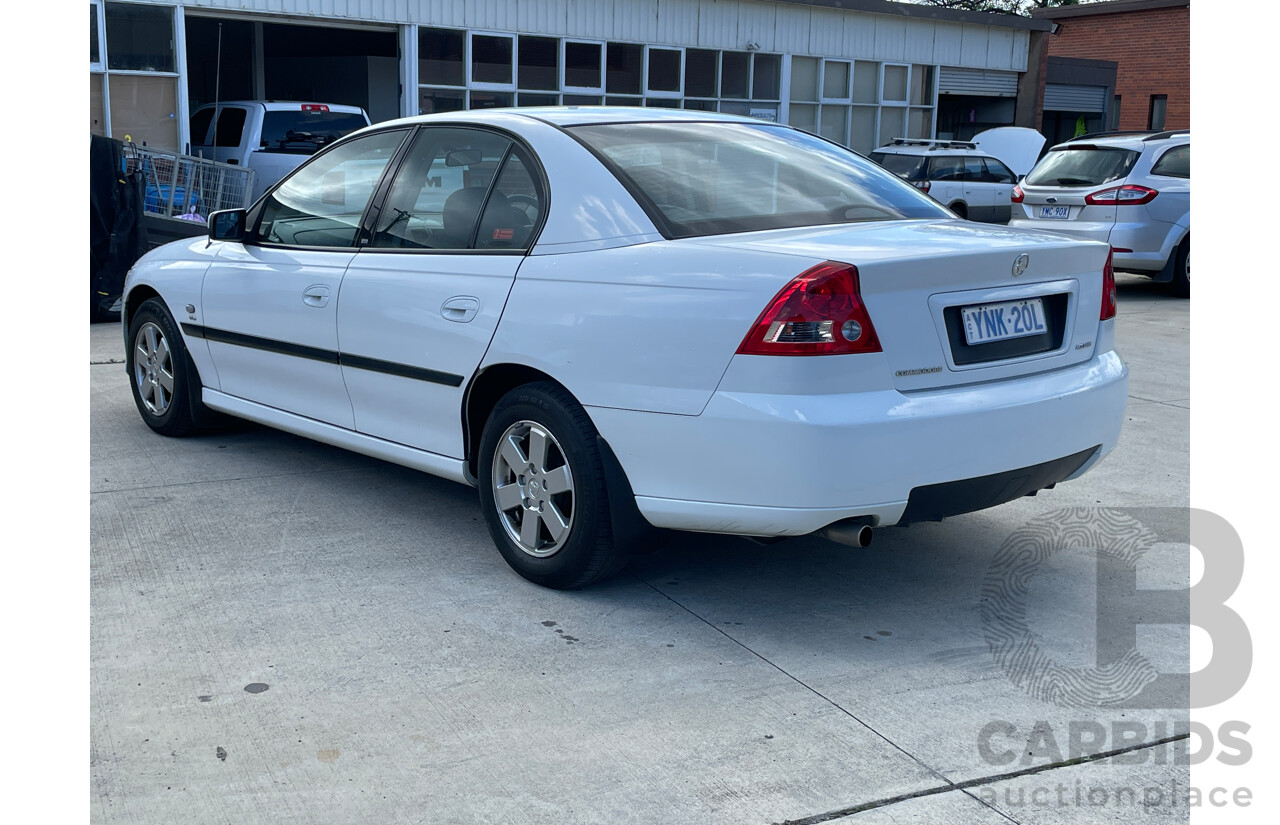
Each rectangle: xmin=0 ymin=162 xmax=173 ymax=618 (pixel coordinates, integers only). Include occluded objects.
xmin=89 ymin=0 xmax=1052 ymax=156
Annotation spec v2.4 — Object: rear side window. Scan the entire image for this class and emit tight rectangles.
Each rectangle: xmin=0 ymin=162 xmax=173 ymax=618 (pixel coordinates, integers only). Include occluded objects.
xmin=260 ymin=110 xmax=370 ymax=154
xmin=190 ymin=108 xmax=214 ymax=146
xmin=1024 ymin=146 xmax=1139 ymax=187
xmin=984 ymin=158 xmax=1016 ymax=184
xmin=1150 ymin=145 xmax=1190 ymax=178
xmin=571 ymin=122 xmax=949 ymax=238
xmin=929 ymin=156 xmax=965 ymax=181
xmin=869 ymin=152 xmax=926 ymax=181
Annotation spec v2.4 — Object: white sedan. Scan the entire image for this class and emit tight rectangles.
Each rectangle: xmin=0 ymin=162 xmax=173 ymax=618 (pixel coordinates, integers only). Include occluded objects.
xmin=122 ymin=107 xmax=1128 ymax=589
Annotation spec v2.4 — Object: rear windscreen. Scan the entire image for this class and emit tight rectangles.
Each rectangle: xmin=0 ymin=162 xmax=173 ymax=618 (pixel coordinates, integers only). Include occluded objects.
xmin=260 ymin=111 xmax=369 ymax=154
xmin=571 ymin=122 xmax=950 ymax=238
xmin=869 ymin=152 xmax=926 ymax=181
xmin=1024 ymin=146 xmax=1139 ymax=187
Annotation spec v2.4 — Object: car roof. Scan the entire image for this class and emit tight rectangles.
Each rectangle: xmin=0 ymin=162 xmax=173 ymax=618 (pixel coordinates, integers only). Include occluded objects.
xmin=1050 ymin=130 xmax=1189 ymax=152
xmin=380 ymin=106 xmax=770 ymax=130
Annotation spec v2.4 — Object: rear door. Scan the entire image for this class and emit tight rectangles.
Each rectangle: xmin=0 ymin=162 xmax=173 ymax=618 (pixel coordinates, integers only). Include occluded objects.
xmin=981 ymin=157 xmax=1017 ymax=223
xmin=337 ymin=126 xmax=543 ymax=457
xmin=198 ymin=128 xmax=411 ymax=428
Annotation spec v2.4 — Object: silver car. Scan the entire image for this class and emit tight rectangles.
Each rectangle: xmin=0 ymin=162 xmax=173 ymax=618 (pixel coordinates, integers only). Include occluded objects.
xmin=1009 ymin=131 xmax=1190 ymax=297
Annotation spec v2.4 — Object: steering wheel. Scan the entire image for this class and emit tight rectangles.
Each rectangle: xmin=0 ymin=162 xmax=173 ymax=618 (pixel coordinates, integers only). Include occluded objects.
xmin=507 ymin=194 xmax=540 ymax=225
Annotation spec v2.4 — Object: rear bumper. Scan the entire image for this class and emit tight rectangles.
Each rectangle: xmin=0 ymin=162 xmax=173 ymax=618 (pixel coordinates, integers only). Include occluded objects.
xmin=590 ymin=350 xmax=1128 ymax=536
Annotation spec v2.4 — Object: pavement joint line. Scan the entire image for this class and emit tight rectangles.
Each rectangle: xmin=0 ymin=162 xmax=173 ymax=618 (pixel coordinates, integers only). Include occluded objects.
xmin=631 ymin=574 xmax=1019 ymax=825
xmin=771 ymin=733 xmax=1189 ymax=825
xmin=1128 ymin=394 xmax=1191 ymax=409
xmin=93 ymin=465 xmax=372 ymax=495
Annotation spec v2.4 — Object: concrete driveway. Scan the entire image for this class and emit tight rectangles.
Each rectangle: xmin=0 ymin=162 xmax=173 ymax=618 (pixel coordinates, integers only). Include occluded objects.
xmin=91 ymin=275 xmax=1191 ymax=824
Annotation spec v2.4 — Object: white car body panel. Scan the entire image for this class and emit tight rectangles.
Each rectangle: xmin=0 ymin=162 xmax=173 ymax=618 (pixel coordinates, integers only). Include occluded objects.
xmin=123 ymin=107 xmax=1129 ymax=545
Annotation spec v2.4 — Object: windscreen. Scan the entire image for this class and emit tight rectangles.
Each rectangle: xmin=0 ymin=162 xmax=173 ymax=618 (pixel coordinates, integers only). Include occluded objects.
xmin=571 ymin=122 xmax=951 ymax=238
xmin=1023 ymin=146 xmax=1139 ymax=187
xmin=868 ymin=152 xmax=926 ymax=181
xmin=260 ymin=111 xmax=370 ymax=154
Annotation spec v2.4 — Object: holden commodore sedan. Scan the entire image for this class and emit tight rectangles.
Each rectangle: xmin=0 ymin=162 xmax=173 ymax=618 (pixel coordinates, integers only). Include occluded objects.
xmin=122 ymin=107 xmax=1128 ymax=589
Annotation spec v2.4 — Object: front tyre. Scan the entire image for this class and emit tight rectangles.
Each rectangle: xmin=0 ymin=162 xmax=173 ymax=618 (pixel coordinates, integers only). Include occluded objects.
xmin=478 ymin=382 xmax=630 ymax=589
xmin=127 ymin=298 xmax=199 ymax=436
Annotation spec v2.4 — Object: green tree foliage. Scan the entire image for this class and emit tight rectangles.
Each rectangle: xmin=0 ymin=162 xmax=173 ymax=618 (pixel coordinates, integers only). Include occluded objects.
xmin=905 ymin=1 xmax=1086 ymax=16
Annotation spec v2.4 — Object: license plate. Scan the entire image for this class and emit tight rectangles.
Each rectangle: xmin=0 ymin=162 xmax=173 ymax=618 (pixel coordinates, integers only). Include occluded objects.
xmin=962 ymin=298 xmax=1048 ymax=345
xmin=1038 ymin=205 xmax=1070 ymax=220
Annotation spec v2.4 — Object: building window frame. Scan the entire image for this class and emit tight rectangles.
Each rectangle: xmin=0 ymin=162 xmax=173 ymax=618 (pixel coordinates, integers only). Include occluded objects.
xmin=1148 ymin=94 xmax=1167 ymax=131
xmin=468 ymin=30 xmax=516 ymax=90
xmin=561 ymin=39 xmax=605 ymax=94
xmin=645 ymin=45 xmax=684 ymax=99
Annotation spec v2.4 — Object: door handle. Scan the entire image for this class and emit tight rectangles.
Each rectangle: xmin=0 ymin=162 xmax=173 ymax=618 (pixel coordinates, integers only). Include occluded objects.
xmin=303 ymin=285 xmax=331 ymax=308
xmin=441 ymin=296 xmax=480 ymax=323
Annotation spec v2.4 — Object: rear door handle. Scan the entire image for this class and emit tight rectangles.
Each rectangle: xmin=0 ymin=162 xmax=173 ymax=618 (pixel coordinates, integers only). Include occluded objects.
xmin=441 ymin=296 xmax=480 ymax=323
xmin=303 ymin=285 xmax=331 ymax=307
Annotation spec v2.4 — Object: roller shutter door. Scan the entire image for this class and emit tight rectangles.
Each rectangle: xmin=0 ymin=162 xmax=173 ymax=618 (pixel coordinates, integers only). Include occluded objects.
xmin=938 ymin=67 xmax=1019 ymax=97
xmin=1043 ymin=83 xmax=1107 ymax=112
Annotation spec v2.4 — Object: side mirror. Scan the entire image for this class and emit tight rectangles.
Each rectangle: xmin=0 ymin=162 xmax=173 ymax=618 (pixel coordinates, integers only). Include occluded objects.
xmin=209 ymin=209 xmax=247 ymax=242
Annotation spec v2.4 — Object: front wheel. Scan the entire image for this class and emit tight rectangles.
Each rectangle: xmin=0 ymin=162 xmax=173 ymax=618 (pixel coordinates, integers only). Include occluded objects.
xmin=127 ymin=298 xmax=200 ymax=436
xmin=477 ymin=382 xmax=630 ymax=589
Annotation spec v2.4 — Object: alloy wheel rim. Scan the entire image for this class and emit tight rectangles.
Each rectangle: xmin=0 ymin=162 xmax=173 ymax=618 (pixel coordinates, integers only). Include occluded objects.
xmin=491 ymin=420 xmax=575 ymax=558
xmin=133 ymin=321 xmax=175 ymax=415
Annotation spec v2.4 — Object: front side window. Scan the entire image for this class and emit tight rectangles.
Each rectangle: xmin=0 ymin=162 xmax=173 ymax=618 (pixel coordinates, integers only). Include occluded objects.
xmin=214 ymin=107 xmax=247 ymax=148
xmin=190 ymin=108 xmax=215 ymax=146
xmin=571 ymin=122 xmax=950 ymax=238
xmin=371 ymin=128 xmax=513 ymax=251
xmin=1024 ymin=147 xmax=1140 ymax=187
xmin=984 ymin=158 xmax=1016 ymax=184
xmin=258 ymin=130 xmax=407 ymax=248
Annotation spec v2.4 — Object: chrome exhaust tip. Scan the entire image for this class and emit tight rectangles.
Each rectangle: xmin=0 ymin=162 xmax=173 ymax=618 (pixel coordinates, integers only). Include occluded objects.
xmin=818 ymin=520 xmax=874 ymax=548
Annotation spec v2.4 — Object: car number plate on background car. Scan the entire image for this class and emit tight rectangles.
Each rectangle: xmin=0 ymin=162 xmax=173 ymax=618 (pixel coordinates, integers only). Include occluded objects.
xmin=1038 ymin=205 xmax=1070 ymax=219
xmin=962 ymin=298 xmax=1048 ymax=345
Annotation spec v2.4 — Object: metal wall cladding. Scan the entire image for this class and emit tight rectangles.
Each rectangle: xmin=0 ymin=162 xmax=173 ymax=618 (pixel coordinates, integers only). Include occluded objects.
xmin=175 ymin=0 xmax=1029 ymax=70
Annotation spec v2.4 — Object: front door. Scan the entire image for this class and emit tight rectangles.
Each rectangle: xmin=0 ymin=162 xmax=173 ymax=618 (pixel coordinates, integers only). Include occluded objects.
xmin=198 ymin=128 xmax=410 ymax=428
xmin=337 ymin=126 xmax=545 ymax=457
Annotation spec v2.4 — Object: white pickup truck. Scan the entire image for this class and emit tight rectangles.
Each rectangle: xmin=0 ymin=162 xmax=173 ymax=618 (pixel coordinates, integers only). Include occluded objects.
xmin=189 ymin=100 xmax=371 ymax=203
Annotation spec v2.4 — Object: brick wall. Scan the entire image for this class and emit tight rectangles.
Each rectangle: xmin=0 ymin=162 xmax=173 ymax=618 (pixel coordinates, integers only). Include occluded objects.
xmin=1036 ymin=5 xmax=1190 ymax=132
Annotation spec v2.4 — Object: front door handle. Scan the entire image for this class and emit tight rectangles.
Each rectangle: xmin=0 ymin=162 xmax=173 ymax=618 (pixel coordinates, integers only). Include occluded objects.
xmin=303 ymin=285 xmax=331 ymax=307
xmin=441 ymin=296 xmax=480 ymax=323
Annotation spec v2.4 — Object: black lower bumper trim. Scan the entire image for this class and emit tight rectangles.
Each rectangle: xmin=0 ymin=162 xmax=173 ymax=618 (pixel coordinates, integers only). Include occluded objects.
xmin=897 ymin=446 xmax=1100 ymax=525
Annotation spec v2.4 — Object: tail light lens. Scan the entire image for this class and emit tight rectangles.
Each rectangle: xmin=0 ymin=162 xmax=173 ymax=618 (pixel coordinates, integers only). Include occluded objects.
xmin=301 ymin=104 xmax=330 ymax=112
xmin=1085 ymin=185 xmax=1158 ymax=206
xmin=1101 ymin=248 xmax=1117 ymax=321
xmin=1011 ymin=184 xmax=1024 ymax=203
xmin=737 ymin=262 xmax=881 ymax=356
xmin=914 ymin=180 xmax=931 ymax=194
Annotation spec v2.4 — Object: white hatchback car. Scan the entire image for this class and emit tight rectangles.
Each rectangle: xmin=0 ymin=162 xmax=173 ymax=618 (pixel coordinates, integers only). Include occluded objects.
xmin=122 ymin=108 xmax=1128 ymax=588
xmin=1008 ymin=131 xmax=1190 ymax=296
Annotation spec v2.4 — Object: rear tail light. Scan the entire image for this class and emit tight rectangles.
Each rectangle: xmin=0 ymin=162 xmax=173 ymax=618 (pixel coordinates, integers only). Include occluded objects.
xmin=1085 ymin=184 xmax=1158 ymax=205
xmin=1011 ymin=184 xmax=1024 ymax=203
xmin=1101 ymin=248 xmax=1117 ymax=321
xmin=737 ymin=262 xmax=881 ymax=356
xmin=914 ymin=180 xmax=931 ymax=194
xmin=301 ymin=104 xmax=330 ymax=112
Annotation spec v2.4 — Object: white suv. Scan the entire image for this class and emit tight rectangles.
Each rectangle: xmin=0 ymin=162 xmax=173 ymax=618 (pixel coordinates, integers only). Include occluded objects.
xmin=1009 ymin=131 xmax=1190 ymax=297
xmin=868 ymin=128 xmax=1046 ymax=224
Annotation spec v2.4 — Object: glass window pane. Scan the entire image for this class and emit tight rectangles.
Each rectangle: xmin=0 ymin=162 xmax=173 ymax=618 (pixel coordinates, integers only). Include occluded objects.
xmin=1148 ymin=95 xmax=1167 ymax=130
xmin=189 ymin=107 xmax=214 ymax=146
xmin=648 ymin=48 xmax=681 ymax=93
xmin=420 ymin=28 xmax=466 ymax=86
xmin=479 ymin=150 xmax=541 ymax=250
xmin=788 ymin=103 xmax=817 ymax=134
xmin=472 ymin=35 xmax=512 ymax=85
xmin=563 ymin=94 xmax=601 ymax=105
xmin=1151 ymin=145 xmax=1189 ymax=178
xmin=372 ymin=128 xmax=511 ymax=250
xmin=419 ymin=88 xmax=466 ymax=115
xmin=853 ymin=61 xmax=879 ymax=104
xmin=470 ymin=91 xmax=514 ymax=109
xmin=683 ymin=99 xmax=718 ymax=111
xmin=721 ymin=52 xmax=749 ymax=99
xmin=645 ymin=98 xmax=682 ymax=108
xmin=883 ymin=65 xmax=908 ymax=102
xmin=910 ymin=65 xmax=935 ymax=106
xmin=214 ymin=107 xmax=247 ymax=147
xmin=605 ymin=96 xmax=643 ymax=107
xmin=751 ymin=54 xmax=781 ymax=100
xmin=790 ymin=57 xmax=819 ymax=102
xmin=823 ymin=61 xmax=850 ymax=99
xmin=108 ymin=74 xmax=178 ymax=149
xmin=719 ymin=100 xmax=751 ymax=116
xmin=518 ymin=92 xmax=559 ymax=107
xmin=565 ymin=42 xmax=601 ymax=89
xmin=105 ymin=1 xmax=174 ymax=72
xmin=260 ymin=110 xmax=368 ymax=149
xmin=519 ymin=36 xmax=559 ymax=91
xmin=90 ymin=75 xmax=106 ymax=135
xmin=850 ymin=107 xmax=877 ymax=155
xmin=91 ymin=5 xmax=100 ymax=64
xmin=908 ymin=108 xmax=932 ymax=139
xmin=259 ymin=130 xmax=406 ymax=248
xmin=606 ymin=43 xmax=642 ymax=94
xmin=819 ymin=104 xmax=848 ymax=144
xmin=685 ymin=49 xmax=718 ymax=98
xmin=879 ymin=106 xmax=906 ymax=146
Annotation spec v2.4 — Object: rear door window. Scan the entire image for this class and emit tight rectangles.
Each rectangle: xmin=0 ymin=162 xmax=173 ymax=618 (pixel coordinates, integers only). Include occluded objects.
xmin=190 ymin=108 xmax=214 ymax=146
xmin=984 ymin=158 xmax=1016 ymax=183
xmin=214 ymin=107 xmax=247 ymax=148
xmin=869 ymin=152 xmax=926 ymax=181
xmin=1024 ymin=146 xmax=1139 ymax=186
xmin=1150 ymin=145 xmax=1190 ymax=178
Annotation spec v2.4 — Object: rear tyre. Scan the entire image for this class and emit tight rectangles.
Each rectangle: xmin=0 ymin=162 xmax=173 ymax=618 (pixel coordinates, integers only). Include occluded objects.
xmin=478 ymin=382 xmax=631 ymax=589
xmin=1169 ymin=237 xmax=1189 ymax=298
xmin=949 ymin=202 xmax=968 ymax=220
xmin=127 ymin=298 xmax=200 ymax=436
